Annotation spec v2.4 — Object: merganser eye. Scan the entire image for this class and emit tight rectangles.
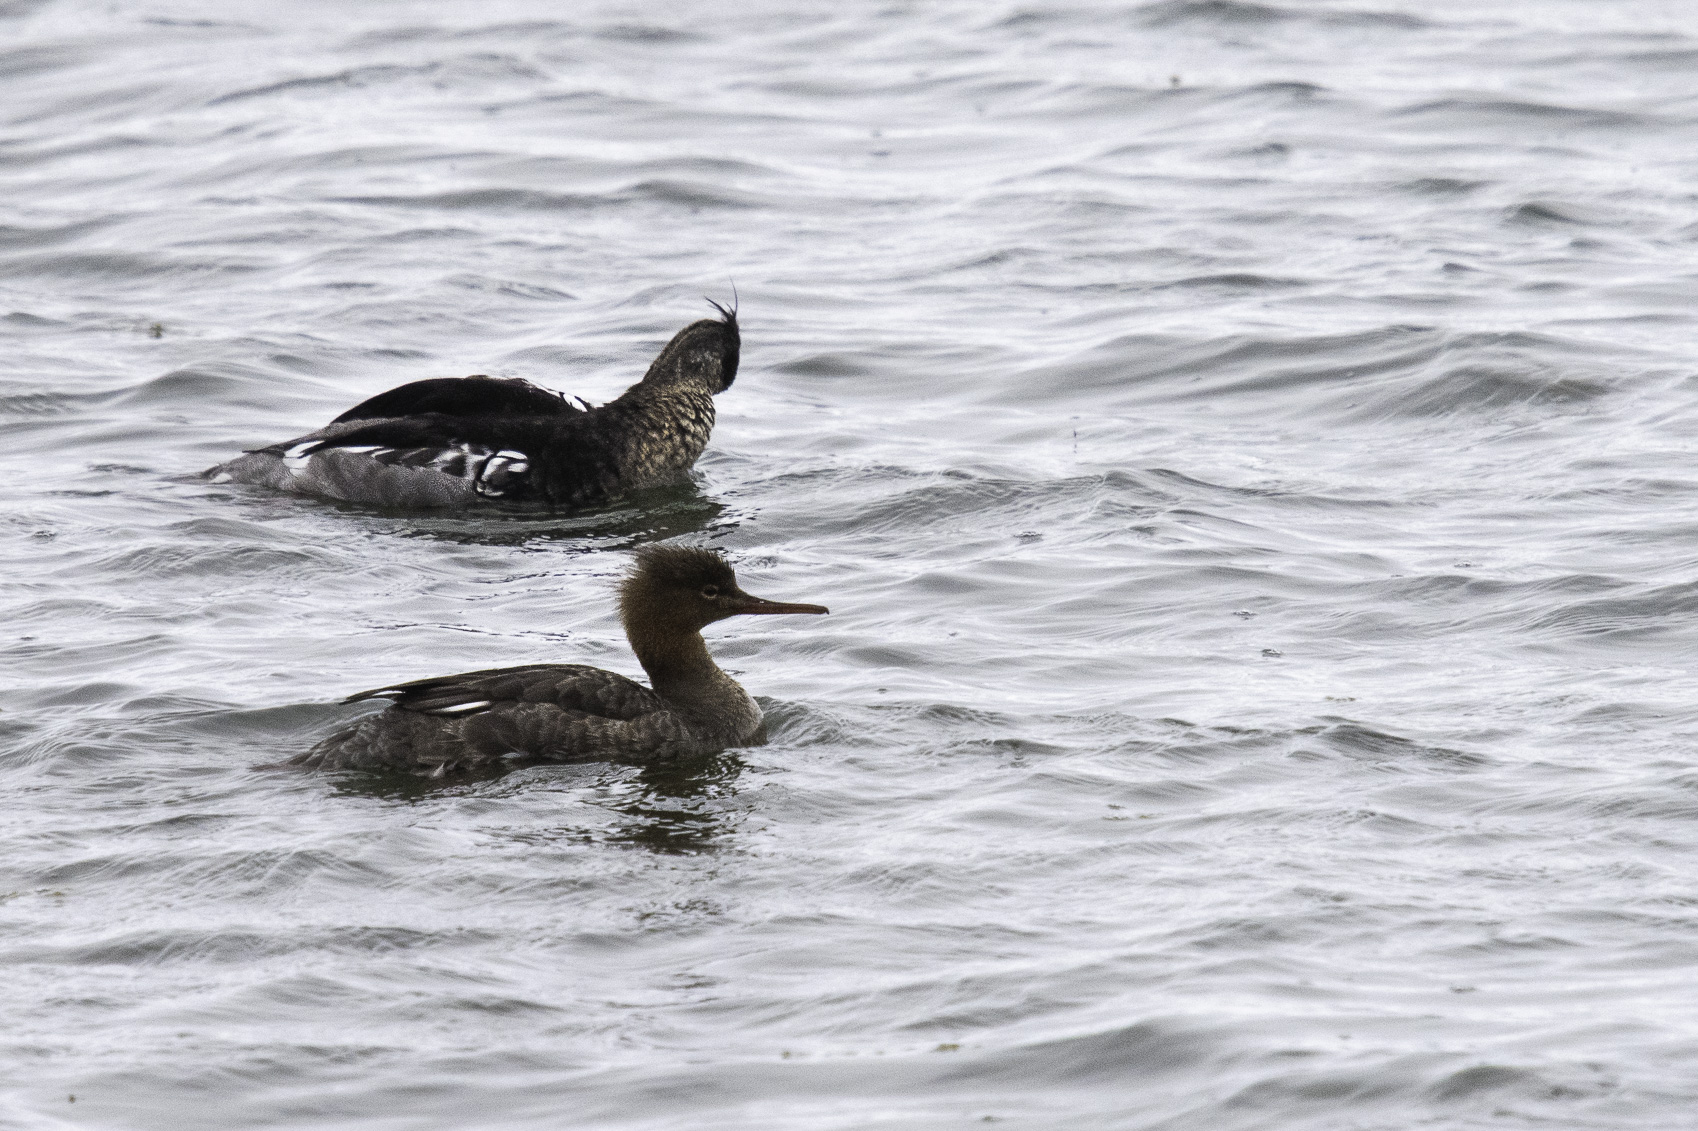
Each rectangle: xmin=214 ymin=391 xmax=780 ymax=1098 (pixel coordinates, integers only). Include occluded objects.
xmin=701 ymin=585 xmax=720 ymax=598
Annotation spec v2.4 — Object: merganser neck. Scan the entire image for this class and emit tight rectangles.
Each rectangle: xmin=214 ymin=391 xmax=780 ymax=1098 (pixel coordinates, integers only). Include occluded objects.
xmin=628 ymin=628 xmax=723 ymax=700
xmin=603 ymin=385 xmax=716 ymax=485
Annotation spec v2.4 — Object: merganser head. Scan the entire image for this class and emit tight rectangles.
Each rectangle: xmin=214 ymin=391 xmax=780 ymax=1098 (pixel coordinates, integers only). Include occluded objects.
xmin=620 ymin=545 xmax=827 ymax=638
xmin=639 ymin=300 xmax=740 ymax=393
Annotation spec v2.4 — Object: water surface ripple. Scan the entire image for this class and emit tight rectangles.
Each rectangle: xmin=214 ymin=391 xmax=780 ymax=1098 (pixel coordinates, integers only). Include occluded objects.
xmin=4 ymin=1 xmax=1698 ymax=1128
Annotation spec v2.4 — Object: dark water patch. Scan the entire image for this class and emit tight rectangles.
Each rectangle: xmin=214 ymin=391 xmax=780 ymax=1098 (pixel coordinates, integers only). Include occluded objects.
xmin=1155 ymin=273 xmax=1309 ymax=291
xmin=1507 ymin=200 xmax=1611 ymax=227
xmin=334 ymin=178 xmax=762 ymax=213
xmin=0 ymin=132 xmax=160 ymax=169
xmin=335 ymin=188 xmax=604 ymax=212
xmin=612 ymin=179 xmax=771 ymax=213
xmin=140 ymin=17 xmax=257 ymax=30
xmin=0 ymin=310 xmax=64 ymax=327
xmin=0 ymin=0 xmax=53 ymax=19
xmin=1621 ymin=47 xmax=1698 ymax=71
xmin=1136 ymin=0 xmax=1427 ymax=28
xmin=208 ymin=56 xmax=546 ymax=106
xmin=442 ymin=273 xmax=574 ymax=302
xmin=0 ymin=218 xmax=110 ymax=249
xmin=593 ymin=23 xmax=699 ymax=44
xmin=342 ymin=22 xmax=566 ymax=50
xmin=0 ymin=390 xmax=116 ymax=416
xmin=772 ymin=352 xmax=875 ymax=378
xmin=1391 ymin=97 xmax=1650 ymax=131
xmin=1397 ymin=177 xmax=1486 ymax=196
xmin=1224 ymin=141 xmax=1290 ymax=163
xmin=1136 ymin=0 xmax=1306 ymax=26
xmin=10 ymin=924 xmax=499 ymax=967
xmin=0 ymin=251 xmax=262 ymax=283
xmin=0 ymin=43 xmax=85 ymax=80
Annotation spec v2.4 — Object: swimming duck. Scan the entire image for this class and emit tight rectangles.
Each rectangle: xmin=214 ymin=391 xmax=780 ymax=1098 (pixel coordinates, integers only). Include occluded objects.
xmin=292 ymin=545 xmax=827 ymax=775
xmin=207 ymin=303 xmax=740 ymax=508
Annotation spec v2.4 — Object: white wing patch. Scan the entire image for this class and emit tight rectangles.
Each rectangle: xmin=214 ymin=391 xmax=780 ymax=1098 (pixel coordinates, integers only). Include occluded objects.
xmin=283 ymin=440 xmax=322 ymax=472
xmin=284 ymin=440 xmax=532 ymax=497
xmin=427 ymin=700 xmax=491 ymax=715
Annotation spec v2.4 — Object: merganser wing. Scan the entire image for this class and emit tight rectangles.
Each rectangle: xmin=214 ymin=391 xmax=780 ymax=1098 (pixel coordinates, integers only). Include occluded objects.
xmin=295 ymin=664 xmax=697 ymax=773
xmin=332 ymin=375 xmax=581 ymax=424
xmin=346 ymin=663 xmax=664 ymax=720
xmin=223 ymin=413 xmax=583 ymax=506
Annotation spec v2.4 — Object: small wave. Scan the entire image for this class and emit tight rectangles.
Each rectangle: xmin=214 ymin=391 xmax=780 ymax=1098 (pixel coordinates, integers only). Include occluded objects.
xmin=14 ymin=923 xmax=496 ymax=965
xmin=94 ymin=543 xmax=337 ymax=582
xmin=1310 ymin=720 xmax=1488 ymax=767
xmin=943 ymin=1018 xmax=1221 ymax=1086
xmin=1354 ymin=363 xmax=1611 ymax=419
xmin=115 ymin=367 xmax=258 ymax=407
xmin=1525 ymin=580 xmax=1698 ymax=643
xmin=0 ymin=390 xmax=113 ymax=416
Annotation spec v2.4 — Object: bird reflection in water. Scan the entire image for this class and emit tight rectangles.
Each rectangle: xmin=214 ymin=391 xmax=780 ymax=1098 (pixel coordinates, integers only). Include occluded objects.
xmin=360 ymin=480 xmax=736 ymax=551
xmin=320 ymin=752 xmax=747 ymax=856
xmin=603 ymin=752 xmax=747 ymax=855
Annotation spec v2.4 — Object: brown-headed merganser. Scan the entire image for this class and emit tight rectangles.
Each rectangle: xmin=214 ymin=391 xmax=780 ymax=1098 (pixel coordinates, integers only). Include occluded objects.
xmin=293 ymin=545 xmax=827 ymax=775
xmin=207 ymin=303 xmax=739 ymax=508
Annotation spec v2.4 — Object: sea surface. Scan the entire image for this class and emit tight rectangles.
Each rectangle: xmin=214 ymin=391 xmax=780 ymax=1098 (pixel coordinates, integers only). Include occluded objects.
xmin=4 ymin=1 xmax=1698 ymax=1127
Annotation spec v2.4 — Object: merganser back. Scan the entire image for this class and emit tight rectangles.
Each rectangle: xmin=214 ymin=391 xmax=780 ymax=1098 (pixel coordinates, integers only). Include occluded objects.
xmin=292 ymin=545 xmax=827 ymax=775
xmin=206 ymin=303 xmax=740 ymax=509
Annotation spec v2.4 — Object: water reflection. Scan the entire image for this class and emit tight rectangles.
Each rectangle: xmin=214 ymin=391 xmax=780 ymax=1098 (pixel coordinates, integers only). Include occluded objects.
xmin=352 ymin=481 xmax=736 ymax=549
xmin=603 ymin=753 xmax=746 ymax=855
xmin=317 ymin=750 xmax=747 ymax=855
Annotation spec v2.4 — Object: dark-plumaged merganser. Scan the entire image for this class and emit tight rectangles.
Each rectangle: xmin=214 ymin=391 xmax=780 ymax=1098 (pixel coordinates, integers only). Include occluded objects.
xmin=206 ymin=304 xmax=740 ymax=508
xmin=292 ymin=546 xmax=827 ymax=775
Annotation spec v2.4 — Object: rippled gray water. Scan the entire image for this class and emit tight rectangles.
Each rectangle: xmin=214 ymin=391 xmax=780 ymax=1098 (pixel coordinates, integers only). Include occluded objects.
xmin=6 ymin=1 xmax=1698 ymax=1127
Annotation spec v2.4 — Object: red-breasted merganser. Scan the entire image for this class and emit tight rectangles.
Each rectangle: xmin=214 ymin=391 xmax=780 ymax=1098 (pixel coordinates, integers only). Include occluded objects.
xmin=293 ymin=546 xmax=827 ymax=775
xmin=207 ymin=303 xmax=739 ymax=508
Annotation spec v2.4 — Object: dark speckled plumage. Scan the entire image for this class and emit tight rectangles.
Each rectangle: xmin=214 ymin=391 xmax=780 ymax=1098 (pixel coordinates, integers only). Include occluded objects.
xmin=207 ymin=304 xmax=740 ymax=509
xmin=293 ymin=546 xmax=828 ymax=776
